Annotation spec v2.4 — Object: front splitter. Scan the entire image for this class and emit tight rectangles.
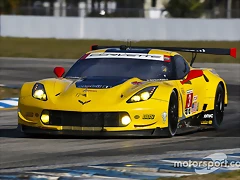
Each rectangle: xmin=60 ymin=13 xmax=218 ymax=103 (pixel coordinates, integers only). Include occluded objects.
xmin=18 ymin=124 xmax=170 ymax=137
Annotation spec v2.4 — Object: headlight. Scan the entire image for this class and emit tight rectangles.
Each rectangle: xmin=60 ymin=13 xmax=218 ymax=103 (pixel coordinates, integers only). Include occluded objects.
xmin=32 ymin=83 xmax=47 ymax=101
xmin=127 ymin=86 xmax=157 ymax=103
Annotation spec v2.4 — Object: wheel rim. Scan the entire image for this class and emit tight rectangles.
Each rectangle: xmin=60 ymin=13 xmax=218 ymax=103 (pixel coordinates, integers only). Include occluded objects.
xmin=215 ymin=93 xmax=224 ymax=125
xmin=169 ymin=101 xmax=178 ymax=135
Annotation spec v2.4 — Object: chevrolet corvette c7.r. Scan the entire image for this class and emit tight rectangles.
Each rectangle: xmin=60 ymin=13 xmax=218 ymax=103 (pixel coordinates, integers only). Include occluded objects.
xmin=17 ymin=45 xmax=237 ymax=137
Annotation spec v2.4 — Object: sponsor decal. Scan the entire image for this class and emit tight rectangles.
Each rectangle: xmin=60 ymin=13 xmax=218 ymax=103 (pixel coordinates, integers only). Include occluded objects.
xmin=191 ymin=102 xmax=199 ymax=113
xmin=193 ymin=95 xmax=198 ymax=102
xmin=186 ymin=90 xmax=193 ymax=108
xmin=146 ymin=79 xmax=168 ymax=82
xmin=185 ymin=90 xmax=193 ymax=115
xmin=161 ymin=111 xmax=167 ymax=123
xmin=201 ymin=120 xmax=213 ymax=125
xmin=142 ymin=114 xmax=155 ymax=120
xmin=201 ymin=120 xmax=209 ymax=125
xmin=134 ymin=115 xmax=140 ymax=119
xmin=185 ymin=108 xmax=191 ymax=115
xmin=182 ymin=48 xmax=205 ymax=53
xmin=75 ymin=77 xmax=130 ymax=89
xmin=76 ymin=85 xmax=111 ymax=88
xmin=204 ymin=114 xmax=214 ymax=119
xmin=86 ymin=52 xmax=164 ymax=61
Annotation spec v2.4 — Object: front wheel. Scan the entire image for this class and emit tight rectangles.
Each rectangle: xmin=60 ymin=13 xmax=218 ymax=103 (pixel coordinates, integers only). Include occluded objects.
xmin=166 ymin=91 xmax=179 ymax=137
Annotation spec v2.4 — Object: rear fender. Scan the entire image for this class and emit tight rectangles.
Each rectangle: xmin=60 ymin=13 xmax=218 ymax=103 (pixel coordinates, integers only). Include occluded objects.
xmin=202 ymin=69 xmax=228 ymax=111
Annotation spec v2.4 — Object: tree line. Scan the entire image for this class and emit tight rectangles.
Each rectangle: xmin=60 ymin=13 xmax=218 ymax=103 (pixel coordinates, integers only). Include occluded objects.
xmin=0 ymin=0 xmax=239 ymax=18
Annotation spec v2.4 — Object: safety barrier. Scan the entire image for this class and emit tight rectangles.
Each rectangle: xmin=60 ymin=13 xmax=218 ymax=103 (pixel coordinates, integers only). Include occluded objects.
xmin=1 ymin=15 xmax=240 ymax=41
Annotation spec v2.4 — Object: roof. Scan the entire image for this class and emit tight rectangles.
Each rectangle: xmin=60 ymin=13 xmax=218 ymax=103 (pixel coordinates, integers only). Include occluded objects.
xmin=87 ymin=45 xmax=236 ymax=66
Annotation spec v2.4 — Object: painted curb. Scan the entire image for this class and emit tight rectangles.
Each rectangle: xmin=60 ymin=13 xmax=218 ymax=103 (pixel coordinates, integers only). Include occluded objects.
xmin=0 ymin=83 xmax=22 ymax=89
xmin=0 ymin=98 xmax=19 ymax=108
xmin=0 ymin=84 xmax=20 ymax=109
xmin=0 ymin=152 xmax=239 ymax=179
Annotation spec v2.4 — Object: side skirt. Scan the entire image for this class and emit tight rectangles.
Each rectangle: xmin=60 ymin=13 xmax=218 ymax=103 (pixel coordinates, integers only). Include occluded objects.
xmin=176 ymin=110 xmax=215 ymax=135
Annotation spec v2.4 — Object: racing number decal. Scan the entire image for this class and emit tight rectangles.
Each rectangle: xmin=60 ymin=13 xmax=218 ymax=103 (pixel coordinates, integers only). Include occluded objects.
xmin=186 ymin=90 xmax=193 ymax=108
xmin=185 ymin=90 xmax=193 ymax=115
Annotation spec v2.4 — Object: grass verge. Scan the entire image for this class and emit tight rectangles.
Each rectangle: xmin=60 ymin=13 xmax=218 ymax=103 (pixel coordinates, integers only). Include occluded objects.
xmin=157 ymin=170 xmax=240 ymax=180
xmin=0 ymin=37 xmax=239 ymax=63
xmin=0 ymin=87 xmax=20 ymax=99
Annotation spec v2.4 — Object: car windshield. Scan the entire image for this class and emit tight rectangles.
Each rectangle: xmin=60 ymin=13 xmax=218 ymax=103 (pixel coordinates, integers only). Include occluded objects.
xmin=65 ymin=58 xmax=173 ymax=80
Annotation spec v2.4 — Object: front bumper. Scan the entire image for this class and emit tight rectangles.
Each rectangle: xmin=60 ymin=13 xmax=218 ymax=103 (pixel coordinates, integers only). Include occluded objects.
xmin=18 ymin=124 xmax=169 ymax=137
xmin=18 ymin=97 xmax=170 ymax=136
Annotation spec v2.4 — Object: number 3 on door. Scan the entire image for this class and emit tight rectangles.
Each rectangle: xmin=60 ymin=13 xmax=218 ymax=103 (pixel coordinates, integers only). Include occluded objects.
xmin=185 ymin=90 xmax=193 ymax=108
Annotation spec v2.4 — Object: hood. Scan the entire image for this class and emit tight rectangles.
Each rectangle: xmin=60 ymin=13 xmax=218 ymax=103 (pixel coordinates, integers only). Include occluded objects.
xmin=28 ymin=76 xmax=171 ymax=110
xmin=47 ymin=76 xmax=155 ymax=107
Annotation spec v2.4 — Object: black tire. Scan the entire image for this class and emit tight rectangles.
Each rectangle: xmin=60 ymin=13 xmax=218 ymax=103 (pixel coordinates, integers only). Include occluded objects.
xmin=212 ymin=84 xmax=225 ymax=129
xmin=167 ymin=91 xmax=179 ymax=137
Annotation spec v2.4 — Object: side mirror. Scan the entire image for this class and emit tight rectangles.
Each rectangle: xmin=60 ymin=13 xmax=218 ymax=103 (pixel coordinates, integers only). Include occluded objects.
xmin=181 ymin=69 xmax=203 ymax=85
xmin=54 ymin=67 xmax=65 ymax=78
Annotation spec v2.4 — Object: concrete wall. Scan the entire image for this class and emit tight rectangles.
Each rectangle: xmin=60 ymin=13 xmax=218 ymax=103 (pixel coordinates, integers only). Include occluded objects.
xmin=1 ymin=15 xmax=240 ymax=41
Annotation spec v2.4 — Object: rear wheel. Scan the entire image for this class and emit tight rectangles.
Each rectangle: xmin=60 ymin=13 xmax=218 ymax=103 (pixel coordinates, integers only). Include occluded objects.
xmin=167 ymin=91 xmax=179 ymax=137
xmin=212 ymin=84 xmax=225 ymax=129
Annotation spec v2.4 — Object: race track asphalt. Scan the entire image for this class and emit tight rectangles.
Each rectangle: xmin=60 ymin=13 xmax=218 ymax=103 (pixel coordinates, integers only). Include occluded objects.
xmin=0 ymin=57 xmax=239 ymax=173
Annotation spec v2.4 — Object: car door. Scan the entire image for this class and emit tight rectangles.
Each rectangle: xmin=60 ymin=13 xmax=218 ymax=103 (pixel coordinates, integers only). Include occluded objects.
xmin=174 ymin=55 xmax=206 ymax=118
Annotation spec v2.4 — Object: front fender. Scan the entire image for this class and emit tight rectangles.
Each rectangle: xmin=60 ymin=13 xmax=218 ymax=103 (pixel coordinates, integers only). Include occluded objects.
xmin=20 ymin=78 xmax=73 ymax=100
xmin=152 ymin=81 xmax=183 ymax=118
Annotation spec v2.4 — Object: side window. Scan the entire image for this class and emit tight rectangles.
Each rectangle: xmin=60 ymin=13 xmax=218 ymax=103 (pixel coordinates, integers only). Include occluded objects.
xmin=175 ymin=55 xmax=190 ymax=79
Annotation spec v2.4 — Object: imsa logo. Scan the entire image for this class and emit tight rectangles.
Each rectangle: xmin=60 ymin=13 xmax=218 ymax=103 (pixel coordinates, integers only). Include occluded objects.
xmin=143 ymin=114 xmax=155 ymax=119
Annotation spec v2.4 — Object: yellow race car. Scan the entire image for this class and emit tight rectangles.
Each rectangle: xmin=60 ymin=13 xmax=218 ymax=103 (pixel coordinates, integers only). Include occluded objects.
xmin=17 ymin=45 xmax=237 ymax=137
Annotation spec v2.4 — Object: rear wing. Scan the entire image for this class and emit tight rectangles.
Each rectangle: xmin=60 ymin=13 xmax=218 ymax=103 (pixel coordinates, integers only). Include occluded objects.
xmin=91 ymin=45 xmax=237 ymax=66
